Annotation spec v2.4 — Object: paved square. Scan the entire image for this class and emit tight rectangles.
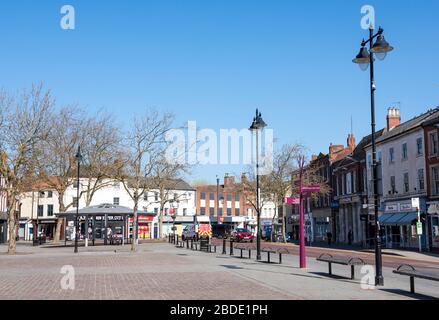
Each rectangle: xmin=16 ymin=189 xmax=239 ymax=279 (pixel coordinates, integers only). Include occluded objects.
xmin=1 ymin=242 xmax=438 ymax=300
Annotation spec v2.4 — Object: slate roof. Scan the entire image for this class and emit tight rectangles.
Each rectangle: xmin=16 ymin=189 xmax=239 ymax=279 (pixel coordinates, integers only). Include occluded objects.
xmin=374 ymin=107 xmax=439 ymax=145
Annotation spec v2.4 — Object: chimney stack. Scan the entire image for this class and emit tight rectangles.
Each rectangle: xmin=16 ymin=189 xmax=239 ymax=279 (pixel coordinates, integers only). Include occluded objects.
xmin=347 ymin=134 xmax=356 ymax=151
xmin=224 ymin=174 xmax=235 ymax=187
xmin=387 ymin=107 xmax=401 ymax=131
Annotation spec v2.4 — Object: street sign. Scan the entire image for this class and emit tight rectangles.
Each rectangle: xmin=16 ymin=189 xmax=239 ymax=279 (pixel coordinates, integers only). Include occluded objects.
xmin=285 ymin=197 xmax=300 ymax=205
xmin=412 ymin=198 xmax=420 ymax=209
xmin=417 ymin=222 xmax=423 ymax=235
xmin=302 ymin=186 xmax=321 ymax=193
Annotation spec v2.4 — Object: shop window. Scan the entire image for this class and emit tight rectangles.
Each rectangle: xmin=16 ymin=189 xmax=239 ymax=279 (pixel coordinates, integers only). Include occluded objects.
xmin=403 ymin=173 xmax=409 ymax=193
xmin=418 ymin=169 xmax=425 ymax=191
xmin=37 ymin=205 xmax=44 ymax=217
xmin=47 ymin=205 xmax=54 ymax=217
xmin=430 ymin=132 xmax=438 ymax=155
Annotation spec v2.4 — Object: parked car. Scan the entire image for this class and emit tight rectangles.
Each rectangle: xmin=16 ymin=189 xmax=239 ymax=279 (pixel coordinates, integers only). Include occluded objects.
xmin=231 ymin=228 xmax=254 ymax=243
xmin=182 ymin=224 xmax=198 ymax=241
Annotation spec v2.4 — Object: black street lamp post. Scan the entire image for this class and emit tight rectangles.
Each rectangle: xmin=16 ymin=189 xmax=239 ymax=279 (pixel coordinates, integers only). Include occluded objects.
xmin=353 ymin=26 xmax=393 ymax=286
xmin=74 ymin=146 xmax=83 ymax=254
xmin=249 ymin=109 xmax=267 ymax=261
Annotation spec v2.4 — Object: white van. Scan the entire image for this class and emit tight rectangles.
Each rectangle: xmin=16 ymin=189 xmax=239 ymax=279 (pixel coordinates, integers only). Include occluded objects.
xmin=182 ymin=224 xmax=198 ymax=241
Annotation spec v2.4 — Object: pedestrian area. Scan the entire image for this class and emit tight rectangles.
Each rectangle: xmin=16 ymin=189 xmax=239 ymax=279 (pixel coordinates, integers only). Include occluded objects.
xmin=0 ymin=242 xmax=438 ymax=300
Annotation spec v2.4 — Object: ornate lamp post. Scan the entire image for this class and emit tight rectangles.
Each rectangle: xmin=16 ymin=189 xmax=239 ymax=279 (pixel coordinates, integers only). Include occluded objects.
xmin=74 ymin=146 xmax=83 ymax=254
xmin=353 ymin=26 xmax=393 ymax=286
xmin=249 ymin=109 xmax=267 ymax=261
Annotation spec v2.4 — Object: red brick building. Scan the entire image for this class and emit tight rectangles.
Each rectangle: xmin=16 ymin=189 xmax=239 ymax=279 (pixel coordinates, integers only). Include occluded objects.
xmin=422 ymin=117 xmax=439 ymax=250
xmin=195 ymin=174 xmax=257 ymax=233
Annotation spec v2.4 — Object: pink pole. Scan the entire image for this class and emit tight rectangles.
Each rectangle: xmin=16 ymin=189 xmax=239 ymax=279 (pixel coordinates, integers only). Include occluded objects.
xmin=299 ymin=157 xmax=306 ymax=269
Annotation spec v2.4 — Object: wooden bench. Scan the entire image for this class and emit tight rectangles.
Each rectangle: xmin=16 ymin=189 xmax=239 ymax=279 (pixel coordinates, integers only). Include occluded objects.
xmin=262 ymin=247 xmax=287 ymax=264
xmin=316 ymin=253 xmax=365 ymax=280
xmin=235 ymin=245 xmax=253 ymax=259
xmin=393 ymin=264 xmax=439 ymax=294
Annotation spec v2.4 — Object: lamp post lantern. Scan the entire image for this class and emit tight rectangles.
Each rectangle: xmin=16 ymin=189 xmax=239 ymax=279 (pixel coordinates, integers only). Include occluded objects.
xmin=249 ymin=109 xmax=267 ymax=261
xmin=353 ymin=26 xmax=393 ymax=286
xmin=74 ymin=145 xmax=83 ymax=254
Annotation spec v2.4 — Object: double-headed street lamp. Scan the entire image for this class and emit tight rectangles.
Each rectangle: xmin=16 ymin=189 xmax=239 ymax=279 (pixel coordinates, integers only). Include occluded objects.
xmin=74 ymin=145 xmax=83 ymax=254
xmin=353 ymin=26 xmax=393 ymax=286
xmin=249 ymin=109 xmax=267 ymax=261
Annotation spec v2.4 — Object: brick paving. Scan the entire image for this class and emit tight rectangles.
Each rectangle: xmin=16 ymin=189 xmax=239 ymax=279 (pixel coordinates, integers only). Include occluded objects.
xmin=0 ymin=242 xmax=438 ymax=300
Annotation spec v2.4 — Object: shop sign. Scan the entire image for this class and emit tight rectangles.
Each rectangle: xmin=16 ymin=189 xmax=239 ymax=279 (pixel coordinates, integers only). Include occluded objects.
xmin=400 ymin=203 xmax=413 ymax=211
xmin=411 ymin=198 xmax=420 ymax=210
xmin=330 ymin=201 xmax=339 ymax=209
xmin=385 ymin=204 xmax=398 ymax=212
xmin=417 ymin=222 xmax=423 ymax=235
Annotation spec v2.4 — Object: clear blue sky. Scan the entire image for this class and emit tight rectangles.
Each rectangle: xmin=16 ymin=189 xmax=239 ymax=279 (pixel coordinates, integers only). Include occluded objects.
xmin=1 ymin=0 xmax=438 ymax=184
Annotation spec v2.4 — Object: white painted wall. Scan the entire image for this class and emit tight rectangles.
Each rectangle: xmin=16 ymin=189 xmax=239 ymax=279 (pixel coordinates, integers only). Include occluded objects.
xmin=366 ymin=128 xmax=426 ymax=202
xmin=20 ymin=178 xmax=196 ymax=220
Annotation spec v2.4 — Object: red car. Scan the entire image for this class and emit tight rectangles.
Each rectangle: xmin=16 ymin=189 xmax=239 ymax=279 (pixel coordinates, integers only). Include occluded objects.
xmin=231 ymin=228 xmax=254 ymax=243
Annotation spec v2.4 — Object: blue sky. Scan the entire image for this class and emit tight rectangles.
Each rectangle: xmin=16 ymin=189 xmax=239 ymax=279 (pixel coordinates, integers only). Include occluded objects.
xmin=1 ymin=0 xmax=438 ymax=183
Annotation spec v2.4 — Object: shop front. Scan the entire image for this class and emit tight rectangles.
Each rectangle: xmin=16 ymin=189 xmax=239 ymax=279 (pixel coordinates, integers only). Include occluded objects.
xmin=312 ymin=208 xmax=331 ymax=242
xmin=379 ymin=199 xmax=428 ymax=250
xmin=0 ymin=212 xmax=7 ymax=244
xmin=427 ymin=201 xmax=439 ymax=251
xmin=129 ymin=216 xmax=154 ymax=240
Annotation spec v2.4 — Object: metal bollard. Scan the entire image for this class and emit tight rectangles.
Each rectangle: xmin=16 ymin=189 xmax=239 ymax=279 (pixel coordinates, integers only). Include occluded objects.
xmin=222 ymin=238 xmax=227 ymax=254
xmin=186 ymin=239 xmax=189 ymax=249
xmin=191 ymin=239 xmax=194 ymax=250
xmin=176 ymin=235 xmax=179 ymax=246
xmin=230 ymin=239 xmax=234 ymax=256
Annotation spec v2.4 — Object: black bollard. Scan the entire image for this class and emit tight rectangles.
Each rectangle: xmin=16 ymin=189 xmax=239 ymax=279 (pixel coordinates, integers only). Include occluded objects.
xmin=191 ymin=238 xmax=194 ymax=250
xmin=222 ymin=238 xmax=227 ymax=254
xmin=230 ymin=239 xmax=234 ymax=256
xmin=186 ymin=239 xmax=189 ymax=249
xmin=176 ymin=235 xmax=179 ymax=246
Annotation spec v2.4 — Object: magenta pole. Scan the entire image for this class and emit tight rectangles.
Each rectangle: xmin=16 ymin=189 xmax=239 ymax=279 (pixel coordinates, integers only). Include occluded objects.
xmin=299 ymin=157 xmax=306 ymax=269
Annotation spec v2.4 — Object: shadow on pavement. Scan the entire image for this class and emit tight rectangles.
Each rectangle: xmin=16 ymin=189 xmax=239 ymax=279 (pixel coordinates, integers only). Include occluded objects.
xmin=220 ymin=265 xmax=244 ymax=270
xmin=380 ymin=288 xmax=439 ymax=300
xmin=308 ymin=272 xmax=357 ymax=282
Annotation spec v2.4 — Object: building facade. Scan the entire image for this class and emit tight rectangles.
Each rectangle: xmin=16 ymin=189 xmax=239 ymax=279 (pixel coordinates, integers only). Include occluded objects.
xmin=19 ymin=178 xmax=196 ymax=241
xmin=366 ymin=107 xmax=439 ymax=250
xmin=422 ymin=116 xmax=439 ymax=251
xmin=332 ymin=133 xmax=382 ymax=246
xmin=195 ymin=174 xmax=276 ymax=236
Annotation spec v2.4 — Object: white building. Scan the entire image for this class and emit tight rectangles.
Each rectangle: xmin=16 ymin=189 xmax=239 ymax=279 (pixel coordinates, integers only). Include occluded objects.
xmin=19 ymin=178 xmax=196 ymax=241
xmin=365 ymin=107 xmax=439 ymax=250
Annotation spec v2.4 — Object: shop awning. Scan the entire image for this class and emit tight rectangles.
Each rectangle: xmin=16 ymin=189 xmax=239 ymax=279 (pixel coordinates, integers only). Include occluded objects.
xmin=395 ymin=212 xmax=418 ymax=226
xmin=380 ymin=212 xmax=418 ymax=226
xmin=378 ymin=213 xmax=394 ymax=224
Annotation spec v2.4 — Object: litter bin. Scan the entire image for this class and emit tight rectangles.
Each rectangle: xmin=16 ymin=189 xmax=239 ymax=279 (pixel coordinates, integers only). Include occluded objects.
xmin=200 ymin=237 xmax=209 ymax=252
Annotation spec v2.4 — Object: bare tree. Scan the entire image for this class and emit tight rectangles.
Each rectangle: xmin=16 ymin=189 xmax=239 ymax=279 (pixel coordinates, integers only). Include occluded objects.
xmin=0 ymin=84 xmax=53 ymax=254
xmin=266 ymin=144 xmax=305 ymax=242
xmin=81 ymin=111 xmax=122 ymax=207
xmin=37 ymin=106 xmax=89 ymax=243
xmin=149 ymin=155 xmax=190 ymax=239
xmin=116 ymin=109 xmax=174 ymax=251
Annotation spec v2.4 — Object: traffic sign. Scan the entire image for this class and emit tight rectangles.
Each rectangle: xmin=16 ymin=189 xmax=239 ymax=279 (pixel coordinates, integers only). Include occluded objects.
xmin=285 ymin=197 xmax=300 ymax=205
xmin=412 ymin=198 xmax=420 ymax=209
xmin=302 ymin=186 xmax=321 ymax=193
xmin=417 ymin=222 xmax=423 ymax=235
